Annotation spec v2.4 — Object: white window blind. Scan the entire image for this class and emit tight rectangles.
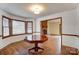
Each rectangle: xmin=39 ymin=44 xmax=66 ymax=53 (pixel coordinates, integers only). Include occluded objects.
xmin=27 ymin=22 xmax=32 ymax=33
xmin=3 ymin=18 xmax=9 ymax=36
xmin=12 ymin=20 xmax=25 ymax=34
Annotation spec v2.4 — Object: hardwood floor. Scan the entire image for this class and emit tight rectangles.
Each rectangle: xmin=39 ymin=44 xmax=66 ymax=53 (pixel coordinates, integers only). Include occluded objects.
xmin=0 ymin=35 xmax=78 ymax=55
xmin=0 ymin=36 xmax=61 ymax=55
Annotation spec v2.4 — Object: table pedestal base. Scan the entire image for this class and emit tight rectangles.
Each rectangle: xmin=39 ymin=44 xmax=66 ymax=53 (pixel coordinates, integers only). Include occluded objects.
xmin=28 ymin=43 xmax=44 ymax=54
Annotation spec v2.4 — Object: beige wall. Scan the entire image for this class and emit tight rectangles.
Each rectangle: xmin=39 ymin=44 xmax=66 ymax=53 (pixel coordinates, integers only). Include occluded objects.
xmin=36 ymin=9 xmax=79 ymax=51
xmin=47 ymin=22 xmax=60 ymax=34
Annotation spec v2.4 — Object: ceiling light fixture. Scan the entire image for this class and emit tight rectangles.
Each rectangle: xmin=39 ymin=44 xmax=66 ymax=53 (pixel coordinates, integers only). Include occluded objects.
xmin=30 ymin=5 xmax=44 ymax=14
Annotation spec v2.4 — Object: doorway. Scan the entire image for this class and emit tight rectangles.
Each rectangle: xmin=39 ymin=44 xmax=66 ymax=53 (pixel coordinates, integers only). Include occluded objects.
xmin=41 ymin=17 xmax=62 ymax=35
xmin=40 ymin=17 xmax=62 ymax=54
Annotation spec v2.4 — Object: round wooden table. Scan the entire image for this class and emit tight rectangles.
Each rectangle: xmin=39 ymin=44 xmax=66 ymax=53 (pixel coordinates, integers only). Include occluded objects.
xmin=24 ymin=35 xmax=48 ymax=54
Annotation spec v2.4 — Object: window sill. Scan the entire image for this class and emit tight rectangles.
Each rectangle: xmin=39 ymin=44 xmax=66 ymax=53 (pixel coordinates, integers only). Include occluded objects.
xmin=2 ymin=33 xmax=33 ymax=39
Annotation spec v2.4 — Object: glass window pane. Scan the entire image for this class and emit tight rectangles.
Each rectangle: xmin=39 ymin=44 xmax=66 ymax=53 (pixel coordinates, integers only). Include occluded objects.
xmin=3 ymin=27 xmax=9 ymax=36
xmin=27 ymin=22 xmax=32 ymax=33
xmin=3 ymin=17 xmax=9 ymax=36
xmin=12 ymin=20 xmax=25 ymax=34
xmin=28 ymin=22 xmax=32 ymax=27
xmin=3 ymin=18 xmax=9 ymax=26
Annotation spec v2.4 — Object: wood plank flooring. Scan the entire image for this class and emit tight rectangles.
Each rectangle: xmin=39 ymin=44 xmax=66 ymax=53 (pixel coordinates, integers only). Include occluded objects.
xmin=0 ymin=36 xmax=61 ymax=55
xmin=0 ymin=35 xmax=78 ymax=55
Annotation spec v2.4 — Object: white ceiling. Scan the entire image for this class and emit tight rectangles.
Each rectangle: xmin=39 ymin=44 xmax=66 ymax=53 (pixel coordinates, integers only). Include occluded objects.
xmin=0 ymin=3 xmax=79 ymax=19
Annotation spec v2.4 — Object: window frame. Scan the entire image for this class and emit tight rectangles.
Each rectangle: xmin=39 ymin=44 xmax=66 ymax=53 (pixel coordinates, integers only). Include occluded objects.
xmin=2 ymin=16 xmax=33 ymax=39
xmin=2 ymin=16 xmax=11 ymax=38
xmin=12 ymin=19 xmax=26 ymax=35
xmin=26 ymin=21 xmax=33 ymax=34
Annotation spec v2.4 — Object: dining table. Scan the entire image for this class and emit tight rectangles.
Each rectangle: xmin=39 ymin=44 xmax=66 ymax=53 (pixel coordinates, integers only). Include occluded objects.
xmin=24 ymin=35 xmax=48 ymax=54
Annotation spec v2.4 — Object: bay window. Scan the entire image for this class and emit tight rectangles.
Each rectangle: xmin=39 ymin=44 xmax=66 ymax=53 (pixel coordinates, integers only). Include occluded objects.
xmin=2 ymin=16 xmax=33 ymax=38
